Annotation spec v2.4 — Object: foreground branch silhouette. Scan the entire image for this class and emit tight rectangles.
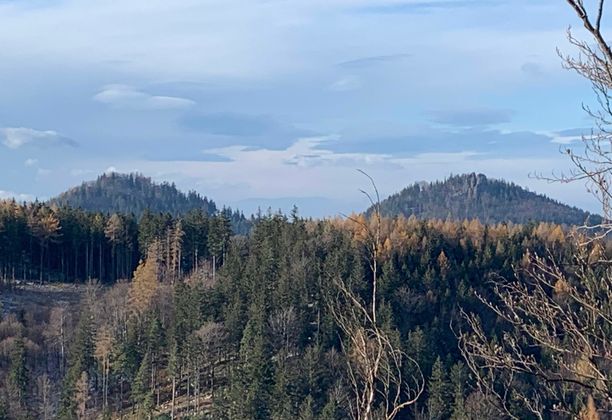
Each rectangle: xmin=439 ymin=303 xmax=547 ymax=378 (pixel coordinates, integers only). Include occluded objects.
xmin=459 ymin=2 xmax=612 ymax=418
xmin=329 ymin=171 xmax=424 ymax=420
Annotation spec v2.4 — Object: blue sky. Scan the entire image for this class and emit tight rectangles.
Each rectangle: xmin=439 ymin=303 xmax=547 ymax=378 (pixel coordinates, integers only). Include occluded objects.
xmin=0 ymin=0 xmax=604 ymax=216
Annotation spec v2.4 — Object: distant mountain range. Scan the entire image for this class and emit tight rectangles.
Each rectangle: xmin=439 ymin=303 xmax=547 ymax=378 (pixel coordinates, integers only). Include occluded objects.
xmin=50 ymin=172 xmax=599 ymax=228
xmin=368 ymin=173 xmax=600 ymax=226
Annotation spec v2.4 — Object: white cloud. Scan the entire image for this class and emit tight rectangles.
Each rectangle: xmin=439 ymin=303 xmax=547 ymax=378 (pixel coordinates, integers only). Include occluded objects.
xmin=551 ymin=137 xmax=580 ymax=145
xmin=70 ymin=168 xmax=95 ymax=177
xmin=57 ymin=128 xmax=596 ymax=216
xmin=1 ymin=127 xmax=76 ymax=149
xmin=93 ymin=85 xmax=196 ymax=110
xmin=113 ymin=134 xmax=584 ymax=213
xmin=0 ymin=0 xmax=563 ymax=85
xmin=550 ymin=134 xmax=582 ymax=145
xmin=330 ymin=76 xmax=362 ymax=92
xmin=24 ymin=158 xmax=38 ymax=167
xmin=0 ymin=0 xmax=596 ymax=216
xmin=0 ymin=190 xmax=35 ymax=202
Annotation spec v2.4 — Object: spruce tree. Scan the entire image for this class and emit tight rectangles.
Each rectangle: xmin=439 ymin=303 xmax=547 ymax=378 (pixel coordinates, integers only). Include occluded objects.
xmin=59 ymin=310 xmax=94 ymax=419
xmin=297 ymin=395 xmax=315 ymax=420
xmin=132 ymin=351 xmax=154 ymax=419
xmin=450 ymin=362 xmax=468 ymax=420
xmin=427 ymin=357 xmax=450 ymax=420
xmin=7 ymin=334 xmax=28 ymax=416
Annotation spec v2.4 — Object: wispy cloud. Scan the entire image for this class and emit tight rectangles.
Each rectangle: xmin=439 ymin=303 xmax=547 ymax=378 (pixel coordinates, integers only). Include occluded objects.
xmin=429 ymin=108 xmax=514 ymax=127
xmin=93 ymin=85 xmax=196 ymax=110
xmin=338 ymin=53 xmax=411 ymax=68
xmin=122 ymin=133 xmax=583 ymax=216
xmin=330 ymin=76 xmax=362 ymax=92
xmin=321 ymin=126 xmax=553 ymax=156
xmin=1 ymin=127 xmax=77 ymax=149
xmin=548 ymin=128 xmax=591 ymax=145
xmin=179 ymin=112 xmax=315 ymax=149
xmin=358 ymin=1 xmax=495 ymax=14
xmin=0 ymin=0 xmax=595 ymax=214
xmin=201 ymin=136 xmax=477 ymax=172
xmin=181 ymin=113 xmax=278 ymax=137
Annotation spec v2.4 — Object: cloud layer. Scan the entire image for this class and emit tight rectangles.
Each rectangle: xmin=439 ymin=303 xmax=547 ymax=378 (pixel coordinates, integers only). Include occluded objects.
xmin=0 ymin=0 xmax=601 ymax=216
xmin=1 ymin=127 xmax=77 ymax=149
xmin=93 ymin=85 xmax=196 ymax=110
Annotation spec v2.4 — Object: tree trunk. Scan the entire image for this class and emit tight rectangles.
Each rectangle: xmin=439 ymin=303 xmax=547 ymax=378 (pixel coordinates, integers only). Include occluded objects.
xmin=99 ymin=242 xmax=103 ymax=282
xmin=171 ymin=375 xmax=176 ymax=420
xmin=39 ymin=245 xmax=44 ymax=284
xmin=74 ymin=246 xmax=78 ymax=282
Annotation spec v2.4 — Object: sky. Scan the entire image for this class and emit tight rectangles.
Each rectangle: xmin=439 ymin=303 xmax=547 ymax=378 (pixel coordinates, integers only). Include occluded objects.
xmin=0 ymin=0 xmax=605 ymax=217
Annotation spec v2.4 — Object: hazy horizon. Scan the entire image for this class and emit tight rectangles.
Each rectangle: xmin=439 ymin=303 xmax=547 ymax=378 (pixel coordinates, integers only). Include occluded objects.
xmin=0 ymin=0 xmax=603 ymax=216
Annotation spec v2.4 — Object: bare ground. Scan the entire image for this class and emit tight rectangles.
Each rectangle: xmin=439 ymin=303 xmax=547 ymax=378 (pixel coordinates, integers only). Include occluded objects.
xmin=0 ymin=282 xmax=86 ymax=316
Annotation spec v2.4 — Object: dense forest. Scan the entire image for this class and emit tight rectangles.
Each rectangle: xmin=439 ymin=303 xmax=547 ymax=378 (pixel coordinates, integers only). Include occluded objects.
xmin=1 ymin=198 xmax=605 ymax=419
xmin=51 ymin=173 xmax=251 ymax=235
xmin=0 ymin=201 xmax=233 ymax=284
xmin=3 ymin=0 xmax=612 ymax=418
xmin=372 ymin=173 xmax=600 ymax=226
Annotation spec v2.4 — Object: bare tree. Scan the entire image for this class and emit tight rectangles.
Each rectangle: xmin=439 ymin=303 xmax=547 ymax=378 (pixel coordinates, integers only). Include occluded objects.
xmin=458 ymin=247 xmax=612 ymax=418
xmin=545 ymin=1 xmax=612 ymax=236
xmin=36 ymin=373 xmax=54 ymax=420
xmin=269 ymin=306 xmax=299 ymax=355
xmin=95 ymin=324 xmax=113 ymax=411
xmin=330 ymin=171 xmax=424 ymax=420
xmin=194 ymin=322 xmax=228 ymax=401
xmin=459 ymin=3 xmax=612 ymax=418
xmin=45 ymin=304 xmax=72 ymax=375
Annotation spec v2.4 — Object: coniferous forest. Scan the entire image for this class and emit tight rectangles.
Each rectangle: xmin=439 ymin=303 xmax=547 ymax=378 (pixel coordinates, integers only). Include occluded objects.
xmin=2 ymin=1 xmax=612 ymax=419
xmin=372 ymin=173 xmax=600 ymax=226
xmin=0 ymin=195 xmax=606 ymax=419
xmin=51 ymin=174 xmax=251 ymax=236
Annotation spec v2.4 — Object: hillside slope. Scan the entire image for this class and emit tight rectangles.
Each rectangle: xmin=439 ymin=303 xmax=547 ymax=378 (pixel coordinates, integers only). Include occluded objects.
xmin=371 ymin=173 xmax=600 ymax=225
xmin=50 ymin=173 xmax=251 ymax=233
xmin=52 ymin=173 xmax=217 ymax=216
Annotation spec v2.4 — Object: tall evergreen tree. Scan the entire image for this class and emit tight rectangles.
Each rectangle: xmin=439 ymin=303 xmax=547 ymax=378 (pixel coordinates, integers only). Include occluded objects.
xmin=427 ymin=357 xmax=450 ymax=420
xmin=7 ymin=334 xmax=28 ymax=417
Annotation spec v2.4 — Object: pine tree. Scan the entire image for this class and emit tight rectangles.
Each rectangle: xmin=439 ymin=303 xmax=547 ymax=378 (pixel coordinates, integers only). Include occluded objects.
xmin=320 ymin=397 xmax=340 ymax=420
xmin=145 ymin=314 xmax=164 ymax=408
xmin=59 ymin=310 xmax=94 ymax=419
xmin=132 ymin=351 xmax=154 ymax=419
xmin=105 ymin=214 xmax=125 ymax=281
xmin=450 ymin=362 xmax=468 ymax=420
xmin=298 ymin=395 xmax=315 ymax=420
xmin=7 ymin=334 xmax=28 ymax=416
xmin=235 ymin=317 xmax=273 ymax=419
xmin=170 ymin=219 xmax=184 ymax=280
xmin=138 ymin=209 xmax=160 ymax=258
xmin=427 ymin=357 xmax=450 ymax=420
xmin=183 ymin=209 xmax=209 ymax=271
xmin=28 ymin=207 xmax=61 ymax=283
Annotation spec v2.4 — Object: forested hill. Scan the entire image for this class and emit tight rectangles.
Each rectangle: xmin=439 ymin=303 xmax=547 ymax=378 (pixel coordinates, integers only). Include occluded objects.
xmin=50 ymin=173 xmax=251 ymax=233
xmin=51 ymin=173 xmax=217 ymax=216
xmin=371 ymin=173 xmax=600 ymax=225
